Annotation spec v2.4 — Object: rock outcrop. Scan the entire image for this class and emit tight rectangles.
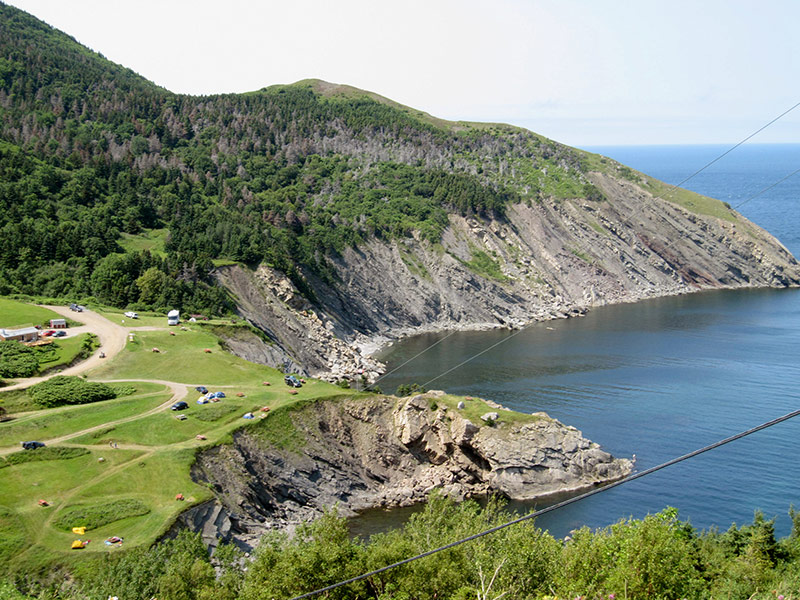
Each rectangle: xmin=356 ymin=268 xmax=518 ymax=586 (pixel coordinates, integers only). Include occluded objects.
xmin=215 ymin=171 xmax=800 ymax=381
xmin=190 ymin=394 xmax=632 ymax=547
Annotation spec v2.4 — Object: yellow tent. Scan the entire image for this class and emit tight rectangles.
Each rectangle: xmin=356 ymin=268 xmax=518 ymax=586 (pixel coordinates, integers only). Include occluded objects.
xmin=71 ymin=540 xmax=85 ymax=549
xmin=72 ymin=526 xmax=86 ymax=535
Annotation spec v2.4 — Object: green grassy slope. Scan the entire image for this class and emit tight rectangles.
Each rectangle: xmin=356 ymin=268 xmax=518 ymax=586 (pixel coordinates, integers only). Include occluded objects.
xmin=0 ymin=299 xmax=523 ymax=575
xmin=0 ymin=303 xmax=350 ymax=574
xmin=0 ymin=298 xmax=63 ymax=328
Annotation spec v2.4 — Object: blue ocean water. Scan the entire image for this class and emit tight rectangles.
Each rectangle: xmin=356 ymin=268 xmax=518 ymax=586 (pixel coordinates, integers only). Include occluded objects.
xmin=370 ymin=144 xmax=800 ymax=539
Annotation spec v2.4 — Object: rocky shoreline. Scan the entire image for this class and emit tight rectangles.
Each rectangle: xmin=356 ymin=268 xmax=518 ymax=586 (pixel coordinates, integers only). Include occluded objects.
xmin=183 ymin=392 xmax=633 ymax=550
xmin=214 ymin=185 xmax=800 ymax=385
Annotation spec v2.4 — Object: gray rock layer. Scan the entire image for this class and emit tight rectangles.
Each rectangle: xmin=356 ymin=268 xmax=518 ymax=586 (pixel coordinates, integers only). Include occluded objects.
xmin=189 ymin=394 xmax=632 ymax=546
xmin=214 ymin=172 xmax=800 ymax=380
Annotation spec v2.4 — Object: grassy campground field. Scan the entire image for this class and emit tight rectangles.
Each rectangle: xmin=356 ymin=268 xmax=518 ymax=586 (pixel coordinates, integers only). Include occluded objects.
xmin=0 ymin=299 xmax=94 ymax=381
xmin=0 ymin=297 xmax=64 ymax=329
xmin=0 ymin=298 xmax=347 ymax=576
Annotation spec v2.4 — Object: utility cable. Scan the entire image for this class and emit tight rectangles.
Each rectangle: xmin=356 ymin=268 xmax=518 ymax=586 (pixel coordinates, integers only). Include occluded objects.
xmin=288 ymin=107 xmax=800 ymax=599
xmin=370 ymin=328 xmax=459 ymax=389
xmin=374 ymin=102 xmax=800 ymax=393
xmin=734 ymin=166 xmax=800 ymax=211
xmin=652 ymin=100 xmax=800 ymax=203
xmin=420 ymin=324 xmax=532 ymax=389
xmin=286 ymin=407 xmax=800 ymax=600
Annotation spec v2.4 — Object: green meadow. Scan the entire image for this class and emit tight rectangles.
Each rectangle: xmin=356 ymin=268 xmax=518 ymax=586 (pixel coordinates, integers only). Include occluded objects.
xmin=0 ymin=299 xmax=347 ymax=574
xmin=0 ymin=383 xmax=168 ymax=446
xmin=0 ymin=298 xmax=63 ymax=329
xmin=118 ymin=228 xmax=169 ymax=257
xmin=0 ymin=299 xmax=512 ymax=576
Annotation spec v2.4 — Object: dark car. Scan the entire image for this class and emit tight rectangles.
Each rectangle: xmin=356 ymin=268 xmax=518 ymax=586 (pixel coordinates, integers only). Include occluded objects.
xmin=21 ymin=441 xmax=46 ymax=450
xmin=195 ymin=386 xmax=208 ymax=394
xmin=284 ymin=375 xmax=302 ymax=388
xmin=54 ymin=331 xmax=67 ymax=337
xmin=170 ymin=401 xmax=189 ymax=411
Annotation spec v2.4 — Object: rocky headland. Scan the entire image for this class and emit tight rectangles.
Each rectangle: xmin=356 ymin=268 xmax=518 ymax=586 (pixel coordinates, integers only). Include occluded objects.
xmin=183 ymin=393 xmax=633 ymax=549
xmin=214 ymin=171 xmax=800 ymax=384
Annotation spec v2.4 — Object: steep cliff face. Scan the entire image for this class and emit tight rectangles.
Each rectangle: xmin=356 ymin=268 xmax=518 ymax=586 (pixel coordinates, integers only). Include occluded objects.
xmin=216 ymin=168 xmax=800 ymax=380
xmin=190 ymin=393 xmax=632 ymax=545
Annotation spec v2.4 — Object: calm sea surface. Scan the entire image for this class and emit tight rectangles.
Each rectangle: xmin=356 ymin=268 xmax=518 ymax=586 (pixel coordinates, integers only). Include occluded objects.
xmin=361 ymin=144 xmax=800 ymax=539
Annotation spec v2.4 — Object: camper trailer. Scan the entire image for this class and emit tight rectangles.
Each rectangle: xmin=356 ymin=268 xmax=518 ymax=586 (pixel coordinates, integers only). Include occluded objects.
xmin=167 ymin=310 xmax=180 ymax=326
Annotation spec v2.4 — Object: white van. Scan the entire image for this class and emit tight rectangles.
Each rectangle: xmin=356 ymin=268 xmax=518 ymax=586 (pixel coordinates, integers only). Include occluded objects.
xmin=124 ymin=311 xmax=138 ymax=319
xmin=167 ymin=310 xmax=180 ymax=326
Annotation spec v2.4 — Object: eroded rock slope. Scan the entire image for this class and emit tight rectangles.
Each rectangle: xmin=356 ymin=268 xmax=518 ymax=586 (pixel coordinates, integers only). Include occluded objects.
xmin=216 ymin=169 xmax=800 ymax=381
xmin=189 ymin=393 xmax=632 ymax=546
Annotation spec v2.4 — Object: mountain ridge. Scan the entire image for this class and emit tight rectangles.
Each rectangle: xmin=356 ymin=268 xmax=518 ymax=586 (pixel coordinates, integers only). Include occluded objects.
xmin=1 ymin=2 xmax=798 ymax=382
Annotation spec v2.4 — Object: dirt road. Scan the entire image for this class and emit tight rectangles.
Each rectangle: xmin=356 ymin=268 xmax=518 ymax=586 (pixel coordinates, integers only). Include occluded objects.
xmin=0 ymin=379 xmax=189 ymax=456
xmin=2 ymin=306 xmax=128 ymax=391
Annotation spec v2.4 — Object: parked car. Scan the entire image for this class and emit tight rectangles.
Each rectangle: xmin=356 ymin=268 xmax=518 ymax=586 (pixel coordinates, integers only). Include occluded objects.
xmin=76 ymin=305 xmax=86 ymax=312
xmin=69 ymin=303 xmax=83 ymax=312
xmin=42 ymin=330 xmax=55 ymax=337
xmin=124 ymin=311 xmax=138 ymax=319
xmin=53 ymin=331 xmax=66 ymax=337
xmin=195 ymin=386 xmax=208 ymax=394
xmin=284 ymin=375 xmax=302 ymax=388
xmin=21 ymin=441 xmax=46 ymax=450
xmin=170 ymin=401 xmax=189 ymax=411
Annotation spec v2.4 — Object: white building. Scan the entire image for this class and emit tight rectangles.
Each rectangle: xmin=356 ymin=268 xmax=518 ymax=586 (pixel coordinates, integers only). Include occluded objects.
xmin=0 ymin=326 xmax=40 ymax=342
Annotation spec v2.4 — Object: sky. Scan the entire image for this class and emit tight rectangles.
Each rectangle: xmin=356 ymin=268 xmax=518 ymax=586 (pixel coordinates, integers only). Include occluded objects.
xmin=6 ymin=0 xmax=800 ymax=147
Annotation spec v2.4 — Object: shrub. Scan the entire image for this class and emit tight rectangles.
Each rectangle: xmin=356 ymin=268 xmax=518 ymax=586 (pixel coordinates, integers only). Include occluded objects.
xmin=2 ymin=447 xmax=89 ymax=468
xmin=396 ymin=382 xmax=426 ymax=397
xmin=29 ymin=375 xmax=116 ymax=408
xmin=78 ymin=333 xmax=99 ymax=359
xmin=76 ymin=531 xmax=226 ymax=600
xmin=0 ymin=341 xmax=39 ymax=378
xmin=53 ymin=499 xmax=150 ymax=531
xmin=112 ymin=384 xmax=137 ymax=397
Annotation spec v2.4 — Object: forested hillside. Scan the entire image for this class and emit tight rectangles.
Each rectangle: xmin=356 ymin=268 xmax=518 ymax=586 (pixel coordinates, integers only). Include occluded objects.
xmin=4 ymin=2 xmax=799 ymax=384
xmin=0 ymin=2 xmax=598 ymax=314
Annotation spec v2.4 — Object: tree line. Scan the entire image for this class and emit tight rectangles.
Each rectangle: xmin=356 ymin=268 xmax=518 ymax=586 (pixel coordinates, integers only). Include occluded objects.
xmin=0 ymin=4 xmax=601 ymax=313
xmin=5 ymin=494 xmax=800 ymax=600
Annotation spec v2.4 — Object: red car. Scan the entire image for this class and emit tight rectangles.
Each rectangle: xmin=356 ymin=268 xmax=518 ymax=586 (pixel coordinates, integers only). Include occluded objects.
xmin=42 ymin=330 xmax=55 ymax=337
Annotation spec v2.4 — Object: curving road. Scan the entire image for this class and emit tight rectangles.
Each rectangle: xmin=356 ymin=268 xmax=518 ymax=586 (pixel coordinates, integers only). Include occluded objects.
xmin=0 ymin=379 xmax=190 ymax=456
xmin=2 ymin=306 xmax=129 ymax=391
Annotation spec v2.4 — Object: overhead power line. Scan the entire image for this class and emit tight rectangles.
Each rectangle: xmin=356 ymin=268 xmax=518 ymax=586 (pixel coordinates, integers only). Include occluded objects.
xmin=370 ymin=329 xmax=459 ymax=389
xmin=334 ymin=103 xmax=800 ymax=600
xmin=653 ymin=100 xmax=800 ymax=203
xmin=287 ymin=407 xmax=800 ymax=600
xmin=734 ymin=166 xmax=800 ymax=210
xmin=374 ymin=100 xmax=800 ymax=394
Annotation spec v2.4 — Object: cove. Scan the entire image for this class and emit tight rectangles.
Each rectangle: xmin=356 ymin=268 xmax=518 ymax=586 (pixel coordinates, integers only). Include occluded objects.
xmin=370 ymin=286 xmax=800 ymax=539
xmin=353 ymin=144 xmax=800 ymax=539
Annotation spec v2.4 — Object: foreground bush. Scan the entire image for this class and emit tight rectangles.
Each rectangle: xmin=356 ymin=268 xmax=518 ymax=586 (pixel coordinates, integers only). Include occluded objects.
xmin=53 ymin=499 xmax=150 ymax=531
xmin=29 ymin=376 xmax=116 ymax=408
xmin=9 ymin=496 xmax=800 ymax=599
xmin=0 ymin=341 xmax=38 ymax=378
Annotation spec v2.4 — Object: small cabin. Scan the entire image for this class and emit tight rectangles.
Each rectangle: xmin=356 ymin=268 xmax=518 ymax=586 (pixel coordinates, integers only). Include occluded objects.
xmin=49 ymin=318 xmax=67 ymax=329
xmin=0 ymin=326 xmax=40 ymax=342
